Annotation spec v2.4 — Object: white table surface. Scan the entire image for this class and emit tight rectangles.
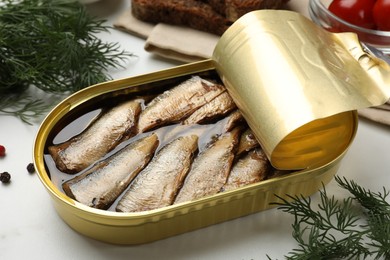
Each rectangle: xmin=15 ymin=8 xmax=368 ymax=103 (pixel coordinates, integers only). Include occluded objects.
xmin=1 ymin=1 xmax=389 ymax=259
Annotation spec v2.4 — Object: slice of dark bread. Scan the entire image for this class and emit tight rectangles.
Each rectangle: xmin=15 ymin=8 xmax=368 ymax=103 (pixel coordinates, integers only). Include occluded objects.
xmin=131 ymin=0 xmax=289 ymax=35
xmin=203 ymin=0 xmax=226 ymax=17
xmin=198 ymin=0 xmax=290 ymax=22
xmin=132 ymin=0 xmax=231 ymax=35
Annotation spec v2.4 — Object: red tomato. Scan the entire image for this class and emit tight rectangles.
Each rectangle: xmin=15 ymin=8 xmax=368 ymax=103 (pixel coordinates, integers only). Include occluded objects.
xmin=328 ymin=0 xmax=376 ymax=29
xmin=373 ymin=0 xmax=390 ymax=31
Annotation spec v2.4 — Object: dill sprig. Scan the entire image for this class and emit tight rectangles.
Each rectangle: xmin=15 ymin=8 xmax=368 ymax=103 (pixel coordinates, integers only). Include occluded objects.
xmin=0 ymin=93 xmax=52 ymax=125
xmin=268 ymin=176 xmax=390 ymax=260
xmin=0 ymin=0 xmax=133 ymax=123
xmin=337 ymin=176 xmax=390 ymax=259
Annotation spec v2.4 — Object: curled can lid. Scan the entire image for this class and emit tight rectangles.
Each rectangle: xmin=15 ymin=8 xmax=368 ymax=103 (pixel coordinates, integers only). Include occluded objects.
xmin=213 ymin=10 xmax=390 ymax=170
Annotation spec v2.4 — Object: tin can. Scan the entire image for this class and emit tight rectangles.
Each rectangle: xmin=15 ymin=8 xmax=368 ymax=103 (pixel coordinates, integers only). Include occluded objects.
xmin=34 ymin=10 xmax=390 ymax=245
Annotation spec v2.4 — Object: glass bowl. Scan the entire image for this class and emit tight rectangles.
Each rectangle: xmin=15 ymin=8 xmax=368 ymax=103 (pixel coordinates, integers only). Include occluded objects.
xmin=308 ymin=0 xmax=390 ymax=54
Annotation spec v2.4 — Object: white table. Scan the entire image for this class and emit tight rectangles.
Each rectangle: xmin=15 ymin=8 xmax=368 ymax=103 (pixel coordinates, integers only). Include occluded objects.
xmin=1 ymin=1 xmax=389 ymax=259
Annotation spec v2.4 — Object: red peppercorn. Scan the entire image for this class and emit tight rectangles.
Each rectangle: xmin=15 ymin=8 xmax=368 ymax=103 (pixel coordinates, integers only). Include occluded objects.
xmin=0 ymin=145 xmax=5 ymax=157
xmin=0 ymin=172 xmax=11 ymax=183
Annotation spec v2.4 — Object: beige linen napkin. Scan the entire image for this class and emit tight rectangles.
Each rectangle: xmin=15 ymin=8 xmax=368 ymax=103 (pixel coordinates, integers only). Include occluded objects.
xmin=114 ymin=2 xmax=390 ymax=126
xmin=114 ymin=9 xmax=219 ymax=63
xmin=358 ymin=100 xmax=390 ymax=126
xmin=144 ymin=23 xmax=219 ymax=63
xmin=114 ymin=8 xmax=153 ymax=39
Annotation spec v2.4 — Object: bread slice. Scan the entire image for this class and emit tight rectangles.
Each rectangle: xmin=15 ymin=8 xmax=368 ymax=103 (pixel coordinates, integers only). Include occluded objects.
xmin=131 ymin=0 xmax=230 ymax=35
xmin=213 ymin=0 xmax=290 ymax=22
xmin=131 ymin=0 xmax=289 ymax=35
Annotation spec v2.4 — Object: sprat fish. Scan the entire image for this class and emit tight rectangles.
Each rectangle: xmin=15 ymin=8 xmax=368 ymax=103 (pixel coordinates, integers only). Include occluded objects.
xmin=237 ymin=128 xmax=259 ymax=156
xmin=183 ymin=91 xmax=236 ymax=125
xmin=223 ymin=109 xmax=244 ymax=132
xmin=49 ymin=99 xmax=142 ymax=174
xmin=116 ymin=135 xmax=198 ymax=212
xmin=222 ymin=148 xmax=270 ymax=192
xmin=62 ymin=134 xmax=159 ymax=210
xmin=137 ymin=76 xmax=225 ymax=132
xmin=174 ymin=127 xmax=241 ymax=204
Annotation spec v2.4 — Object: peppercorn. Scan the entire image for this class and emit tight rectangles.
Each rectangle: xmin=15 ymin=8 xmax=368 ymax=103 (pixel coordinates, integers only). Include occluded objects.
xmin=27 ymin=163 xmax=35 ymax=174
xmin=0 ymin=145 xmax=5 ymax=157
xmin=0 ymin=172 xmax=11 ymax=183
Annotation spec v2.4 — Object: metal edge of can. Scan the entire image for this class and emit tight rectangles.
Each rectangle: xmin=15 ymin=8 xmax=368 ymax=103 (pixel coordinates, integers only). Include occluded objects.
xmin=33 ymin=59 xmax=358 ymax=244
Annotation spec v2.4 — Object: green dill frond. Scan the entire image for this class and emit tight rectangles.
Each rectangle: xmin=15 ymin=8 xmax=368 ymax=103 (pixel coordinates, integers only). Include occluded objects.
xmin=335 ymin=176 xmax=390 ymax=259
xmin=0 ymin=93 xmax=53 ymax=125
xmin=0 ymin=0 xmax=134 ymax=123
xmin=271 ymin=176 xmax=390 ymax=259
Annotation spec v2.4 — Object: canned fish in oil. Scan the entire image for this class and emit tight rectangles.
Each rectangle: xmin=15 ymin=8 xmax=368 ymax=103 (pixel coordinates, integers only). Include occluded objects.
xmin=33 ymin=60 xmax=357 ymax=244
xmin=34 ymin=10 xmax=390 ymax=245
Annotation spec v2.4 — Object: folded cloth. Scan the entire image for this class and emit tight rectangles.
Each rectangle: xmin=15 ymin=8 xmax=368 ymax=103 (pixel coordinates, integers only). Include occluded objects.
xmin=114 ymin=9 xmax=219 ymax=63
xmin=144 ymin=24 xmax=219 ymax=63
xmin=358 ymin=100 xmax=390 ymax=126
xmin=114 ymin=8 xmax=153 ymax=39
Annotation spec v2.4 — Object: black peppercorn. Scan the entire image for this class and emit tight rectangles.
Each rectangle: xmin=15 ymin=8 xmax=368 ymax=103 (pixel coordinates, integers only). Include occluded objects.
xmin=0 ymin=172 xmax=11 ymax=183
xmin=27 ymin=163 xmax=35 ymax=174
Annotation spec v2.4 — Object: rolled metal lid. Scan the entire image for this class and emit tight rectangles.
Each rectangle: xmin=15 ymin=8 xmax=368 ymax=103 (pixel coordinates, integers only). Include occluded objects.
xmin=213 ymin=10 xmax=390 ymax=170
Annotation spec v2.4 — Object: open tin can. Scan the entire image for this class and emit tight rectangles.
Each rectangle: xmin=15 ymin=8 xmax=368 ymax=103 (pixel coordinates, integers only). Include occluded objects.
xmin=33 ymin=10 xmax=390 ymax=244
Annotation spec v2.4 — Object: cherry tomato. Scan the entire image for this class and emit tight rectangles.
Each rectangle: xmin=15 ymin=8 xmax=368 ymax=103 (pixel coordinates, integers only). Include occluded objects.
xmin=373 ymin=0 xmax=390 ymax=31
xmin=329 ymin=0 xmax=376 ymax=29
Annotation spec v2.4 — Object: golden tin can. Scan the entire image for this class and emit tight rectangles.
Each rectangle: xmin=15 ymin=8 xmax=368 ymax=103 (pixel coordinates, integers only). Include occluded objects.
xmin=213 ymin=10 xmax=390 ymax=170
xmin=34 ymin=10 xmax=390 ymax=245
